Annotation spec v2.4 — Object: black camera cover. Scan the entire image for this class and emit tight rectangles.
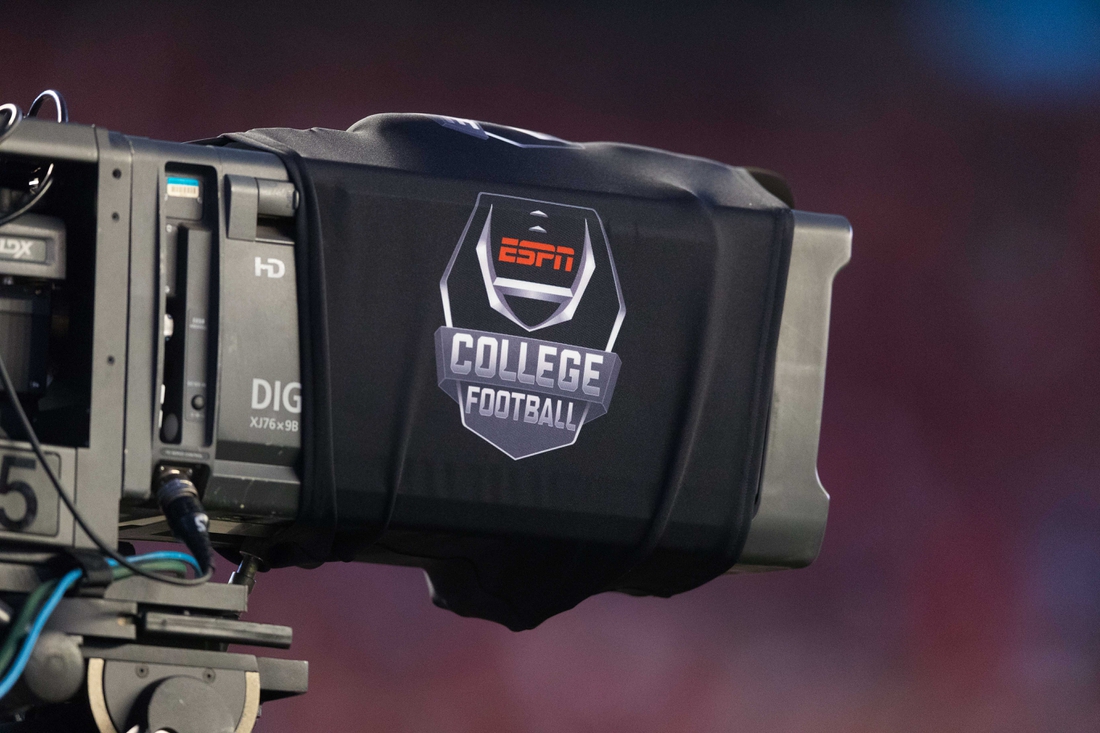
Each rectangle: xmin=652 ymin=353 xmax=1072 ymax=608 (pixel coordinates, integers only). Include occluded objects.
xmin=217 ymin=115 xmax=793 ymax=630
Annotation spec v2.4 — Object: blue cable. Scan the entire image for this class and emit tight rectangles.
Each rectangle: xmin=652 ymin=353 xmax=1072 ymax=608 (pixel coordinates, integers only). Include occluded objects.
xmin=0 ymin=568 xmax=81 ymax=700
xmin=106 ymin=550 xmax=202 ymax=574
xmin=0 ymin=550 xmax=203 ymax=700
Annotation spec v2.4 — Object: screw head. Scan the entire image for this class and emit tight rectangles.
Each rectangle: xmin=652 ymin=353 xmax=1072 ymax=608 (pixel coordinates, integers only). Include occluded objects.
xmin=136 ymin=664 xmax=149 ymax=678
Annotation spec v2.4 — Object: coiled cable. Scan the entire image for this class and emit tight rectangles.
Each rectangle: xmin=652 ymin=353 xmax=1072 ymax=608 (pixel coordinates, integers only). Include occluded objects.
xmin=0 ymin=90 xmax=67 ymax=227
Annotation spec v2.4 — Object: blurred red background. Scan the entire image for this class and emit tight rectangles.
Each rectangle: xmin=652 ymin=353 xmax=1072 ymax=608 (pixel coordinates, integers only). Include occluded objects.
xmin=5 ymin=1 xmax=1100 ymax=730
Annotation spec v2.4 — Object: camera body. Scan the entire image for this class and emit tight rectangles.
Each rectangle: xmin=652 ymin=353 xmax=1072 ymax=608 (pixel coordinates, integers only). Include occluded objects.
xmin=0 ymin=116 xmax=848 ymax=626
xmin=0 ymin=120 xmax=303 ymax=557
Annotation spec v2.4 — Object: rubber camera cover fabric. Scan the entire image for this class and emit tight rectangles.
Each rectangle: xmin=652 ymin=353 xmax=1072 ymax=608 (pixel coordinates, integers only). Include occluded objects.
xmin=219 ymin=115 xmax=793 ymax=630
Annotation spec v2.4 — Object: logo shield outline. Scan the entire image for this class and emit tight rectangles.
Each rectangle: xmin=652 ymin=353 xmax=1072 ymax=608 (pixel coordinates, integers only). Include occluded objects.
xmin=474 ymin=205 xmax=597 ymax=333
xmin=437 ymin=192 xmax=626 ymax=459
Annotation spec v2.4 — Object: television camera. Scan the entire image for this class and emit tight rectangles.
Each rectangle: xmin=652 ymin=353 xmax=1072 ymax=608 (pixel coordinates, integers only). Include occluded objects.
xmin=0 ymin=91 xmax=848 ymax=731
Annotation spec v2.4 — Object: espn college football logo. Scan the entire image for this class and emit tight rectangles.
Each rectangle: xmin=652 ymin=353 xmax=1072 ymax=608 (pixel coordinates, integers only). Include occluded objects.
xmin=435 ymin=193 xmax=625 ymax=459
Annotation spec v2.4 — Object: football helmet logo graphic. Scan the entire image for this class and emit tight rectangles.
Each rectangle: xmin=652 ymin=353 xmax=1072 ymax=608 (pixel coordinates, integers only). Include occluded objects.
xmin=436 ymin=193 xmax=626 ymax=459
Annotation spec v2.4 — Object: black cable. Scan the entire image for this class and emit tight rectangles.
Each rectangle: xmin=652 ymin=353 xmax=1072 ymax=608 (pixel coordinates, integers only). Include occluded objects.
xmin=0 ymin=325 xmax=211 ymax=587
xmin=0 ymin=104 xmax=23 ymax=138
xmin=0 ymin=176 xmax=53 ymax=229
xmin=156 ymin=470 xmax=217 ymax=575
xmin=26 ymin=90 xmax=67 ymax=123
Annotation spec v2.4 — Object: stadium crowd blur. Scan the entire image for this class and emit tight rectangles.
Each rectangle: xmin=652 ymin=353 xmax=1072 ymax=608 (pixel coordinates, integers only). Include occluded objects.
xmin=5 ymin=1 xmax=1099 ymax=730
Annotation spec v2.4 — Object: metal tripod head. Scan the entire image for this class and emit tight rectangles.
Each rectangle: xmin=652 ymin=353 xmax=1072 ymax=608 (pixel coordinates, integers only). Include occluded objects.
xmin=0 ymin=551 xmax=306 ymax=733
